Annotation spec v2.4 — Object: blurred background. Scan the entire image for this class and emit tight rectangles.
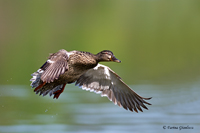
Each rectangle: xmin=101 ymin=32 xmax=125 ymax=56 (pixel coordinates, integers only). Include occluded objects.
xmin=0 ymin=0 xmax=200 ymax=133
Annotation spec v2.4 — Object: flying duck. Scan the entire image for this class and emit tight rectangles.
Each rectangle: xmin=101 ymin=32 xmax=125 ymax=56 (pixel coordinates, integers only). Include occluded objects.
xmin=30 ymin=49 xmax=151 ymax=112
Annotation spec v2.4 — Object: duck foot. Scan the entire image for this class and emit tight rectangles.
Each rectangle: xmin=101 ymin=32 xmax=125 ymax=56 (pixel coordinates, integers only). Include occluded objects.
xmin=34 ymin=82 xmax=46 ymax=92
xmin=53 ymin=84 xmax=66 ymax=99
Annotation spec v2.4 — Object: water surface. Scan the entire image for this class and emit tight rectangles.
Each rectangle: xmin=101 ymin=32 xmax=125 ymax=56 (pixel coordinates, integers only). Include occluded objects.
xmin=0 ymin=81 xmax=200 ymax=133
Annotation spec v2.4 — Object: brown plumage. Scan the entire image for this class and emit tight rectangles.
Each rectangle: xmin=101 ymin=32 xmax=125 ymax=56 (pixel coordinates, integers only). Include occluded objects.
xmin=30 ymin=49 xmax=152 ymax=112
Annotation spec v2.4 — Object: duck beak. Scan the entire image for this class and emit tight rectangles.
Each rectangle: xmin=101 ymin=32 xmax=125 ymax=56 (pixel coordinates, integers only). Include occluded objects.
xmin=111 ymin=55 xmax=121 ymax=63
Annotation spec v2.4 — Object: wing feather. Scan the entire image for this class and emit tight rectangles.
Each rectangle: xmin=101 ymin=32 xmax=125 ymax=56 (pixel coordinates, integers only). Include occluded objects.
xmin=40 ymin=50 xmax=69 ymax=83
xmin=76 ymin=64 xmax=151 ymax=112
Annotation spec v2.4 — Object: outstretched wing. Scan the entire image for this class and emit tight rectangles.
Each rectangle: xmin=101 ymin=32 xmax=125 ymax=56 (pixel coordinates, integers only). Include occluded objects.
xmin=75 ymin=64 xmax=152 ymax=112
xmin=40 ymin=49 xmax=69 ymax=83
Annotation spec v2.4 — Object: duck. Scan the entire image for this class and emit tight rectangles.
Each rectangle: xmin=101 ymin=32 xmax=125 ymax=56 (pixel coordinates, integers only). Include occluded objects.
xmin=30 ymin=49 xmax=151 ymax=112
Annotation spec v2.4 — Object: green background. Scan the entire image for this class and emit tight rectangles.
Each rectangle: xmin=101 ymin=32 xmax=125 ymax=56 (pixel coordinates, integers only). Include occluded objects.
xmin=1 ymin=0 xmax=200 ymax=85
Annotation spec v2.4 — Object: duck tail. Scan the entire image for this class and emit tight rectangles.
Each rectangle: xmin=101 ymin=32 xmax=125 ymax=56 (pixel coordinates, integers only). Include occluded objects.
xmin=30 ymin=69 xmax=44 ymax=88
xmin=33 ymin=83 xmax=66 ymax=99
xmin=30 ymin=69 xmax=66 ymax=99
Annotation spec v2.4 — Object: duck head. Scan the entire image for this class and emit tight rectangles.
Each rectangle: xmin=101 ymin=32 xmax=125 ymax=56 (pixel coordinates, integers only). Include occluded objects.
xmin=96 ymin=50 xmax=121 ymax=63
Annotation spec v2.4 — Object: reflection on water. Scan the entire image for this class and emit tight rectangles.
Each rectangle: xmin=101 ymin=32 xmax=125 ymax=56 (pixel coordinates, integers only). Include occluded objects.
xmin=0 ymin=82 xmax=200 ymax=133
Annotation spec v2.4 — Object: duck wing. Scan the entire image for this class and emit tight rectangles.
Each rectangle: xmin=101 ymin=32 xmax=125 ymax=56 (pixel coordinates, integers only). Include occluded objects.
xmin=75 ymin=64 xmax=152 ymax=112
xmin=40 ymin=49 xmax=69 ymax=83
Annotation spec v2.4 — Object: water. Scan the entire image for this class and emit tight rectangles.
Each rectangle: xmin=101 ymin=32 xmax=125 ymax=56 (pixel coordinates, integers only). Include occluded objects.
xmin=0 ymin=82 xmax=200 ymax=133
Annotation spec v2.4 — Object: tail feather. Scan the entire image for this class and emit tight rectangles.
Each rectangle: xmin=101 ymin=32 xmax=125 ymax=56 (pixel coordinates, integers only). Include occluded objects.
xmin=34 ymin=84 xmax=65 ymax=98
xmin=30 ymin=69 xmax=44 ymax=88
xmin=30 ymin=69 xmax=66 ymax=99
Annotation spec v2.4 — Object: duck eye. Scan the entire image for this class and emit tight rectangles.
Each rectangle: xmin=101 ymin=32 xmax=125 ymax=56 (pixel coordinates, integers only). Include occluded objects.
xmin=105 ymin=52 xmax=111 ymax=55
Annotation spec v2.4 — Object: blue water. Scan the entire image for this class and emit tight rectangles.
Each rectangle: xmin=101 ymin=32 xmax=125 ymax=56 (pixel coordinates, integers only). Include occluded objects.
xmin=0 ymin=81 xmax=200 ymax=133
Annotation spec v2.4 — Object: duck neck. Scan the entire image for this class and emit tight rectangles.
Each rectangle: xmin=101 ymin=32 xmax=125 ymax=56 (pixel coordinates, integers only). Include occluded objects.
xmin=94 ymin=53 xmax=104 ymax=63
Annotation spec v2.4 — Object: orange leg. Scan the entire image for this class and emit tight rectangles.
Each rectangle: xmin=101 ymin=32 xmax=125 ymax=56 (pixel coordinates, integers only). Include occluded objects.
xmin=34 ymin=82 xmax=46 ymax=92
xmin=53 ymin=84 xmax=66 ymax=99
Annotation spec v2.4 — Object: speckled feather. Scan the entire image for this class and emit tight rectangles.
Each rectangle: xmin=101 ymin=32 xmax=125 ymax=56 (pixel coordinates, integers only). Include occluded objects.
xmin=30 ymin=49 xmax=151 ymax=112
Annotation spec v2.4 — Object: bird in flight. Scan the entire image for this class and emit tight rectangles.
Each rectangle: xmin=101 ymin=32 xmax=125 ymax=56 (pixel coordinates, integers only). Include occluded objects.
xmin=30 ymin=49 xmax=151 ymax=112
